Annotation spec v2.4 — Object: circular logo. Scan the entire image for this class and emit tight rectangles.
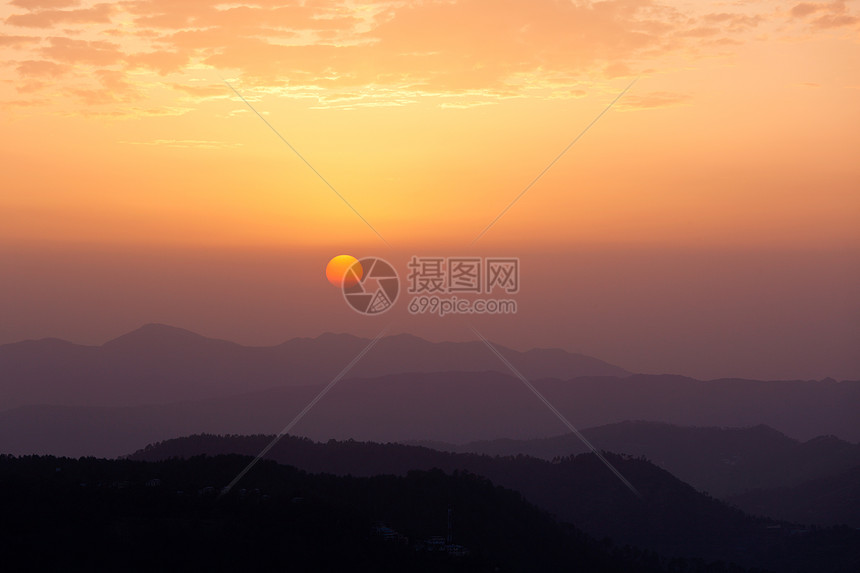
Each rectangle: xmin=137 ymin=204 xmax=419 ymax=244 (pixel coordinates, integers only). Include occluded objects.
xmin=342 ymin=257 xmax=399 ymax=315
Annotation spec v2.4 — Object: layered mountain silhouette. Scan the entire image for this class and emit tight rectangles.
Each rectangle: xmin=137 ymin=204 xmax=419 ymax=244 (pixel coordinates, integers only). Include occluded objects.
xmin=1 ymin=367 xmax=858 ymax=458
xmin=127 ymin=433 xmax=860 ymax=572
xmin=2 ymin=326 xmax=858 ymax=492
xmin=408 ymin=421 xmax=860 ymax=497
xmin=3 ymin=324 xmax=859 ymax=571
xmin=728 ymin=464 xmax=860 ymax=528
xmin=0 ymin=454 xmax=675 ymax=573
xmin=130 ymin=429 xmax=860 ymax=531
xmin=0 ymin=323 xmax=628 ymax=408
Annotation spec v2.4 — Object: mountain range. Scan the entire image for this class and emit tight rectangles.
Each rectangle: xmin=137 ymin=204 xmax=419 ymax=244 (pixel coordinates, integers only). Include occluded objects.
xmin=408 ymin=421 xmax=860 ymax=498
xmin=128 ymin=433 xmax=860 ymax=572
xmin=0 ymin=323 xmax=627 ymax=408
xmin=1 ymin=325 xmax=858 ymax=458
xmin=3 ymin=324 xmax=859 ymax=570
xmin=727 ymin=464 xmax=860 ymax=528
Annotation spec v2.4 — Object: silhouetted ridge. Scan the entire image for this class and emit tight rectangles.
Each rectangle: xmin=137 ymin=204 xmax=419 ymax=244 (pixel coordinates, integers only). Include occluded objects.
xmin=409 ymin=421 xmax=860 ymax=498
xmin=0 ymin=326 xmax=633 ymax=410
xmin=126 ymin=433 xmax=860 ymax=572
xmin=728 ymin=464 xmax=860 ymax=527
xmin=4 ymin=337 xmax=91 ymax=350
xmin=0 ymin=454 xmax=677 ymax=573
xmin=102 ymin=323 xmax=236 ymax=351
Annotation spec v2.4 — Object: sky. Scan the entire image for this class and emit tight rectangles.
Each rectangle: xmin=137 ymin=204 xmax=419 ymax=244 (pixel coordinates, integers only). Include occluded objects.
xmin=1 ymin=0 xmax=859 ymax=380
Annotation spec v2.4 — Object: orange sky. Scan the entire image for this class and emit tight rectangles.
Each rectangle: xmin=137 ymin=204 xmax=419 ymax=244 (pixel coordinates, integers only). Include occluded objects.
xmin=1 ymin=1 xmax=859 ymax=380
xmin=1 ymin=0 xmax=858 ymax=250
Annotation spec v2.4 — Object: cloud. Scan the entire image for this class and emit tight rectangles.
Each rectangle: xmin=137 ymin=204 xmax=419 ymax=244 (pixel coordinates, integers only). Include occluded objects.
xmin=1 ymin=0 xmax=855 ymax=114
xmin=16 ymin=59 xmax=70 ymax=77
xmin=124 ymin=0 xmax=365 ymax=34
xmin=3 ymin=96 xmax=50 ymax=107
xmin=5 ymin=4 xmax=114 ymax=28
xmin=118 ymin=139 xmax=243 ymax=149
xmin=0 ymin=33 xmax=42 ymax=47
xmin=168 ymin=82 xmax=230 ymax=100
xmin=703 ymin=12 xmax=762 ymax=31
xmin=65 ymin=69 xmax=140 ymax=105
xmin=39 ymin=37 xmax=123 ymax=65
xmin=792 ymin=3 xmax=822 ymax=18
xmin=813 ymin=12 xmax=859 ymax=28
xmin=617 ymin=90 xmax=691 ymax=110
xmin=790 ymin=1 xmax=859 ymax=29
xmin=125 ymin=50 xmax=190 ymax=75
xmin=70 ymin=105 xmax=195 ymax=119
xmin=10 ymin=0 xmax=80 ymax=8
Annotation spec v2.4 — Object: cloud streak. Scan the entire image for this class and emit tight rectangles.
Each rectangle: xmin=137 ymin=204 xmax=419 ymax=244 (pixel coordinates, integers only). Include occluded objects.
xmin=5 ymin=3 xmax=114 ymax=28
xmin=1 ymin=0 xmax=858 ymax=114
xmin=790 ymin=1 xmax=859 ymax=29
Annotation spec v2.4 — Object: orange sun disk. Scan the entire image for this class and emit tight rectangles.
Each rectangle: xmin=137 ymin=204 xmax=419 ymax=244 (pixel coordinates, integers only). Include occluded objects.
xmin=326 ymin=255 xmax=363 ymax=287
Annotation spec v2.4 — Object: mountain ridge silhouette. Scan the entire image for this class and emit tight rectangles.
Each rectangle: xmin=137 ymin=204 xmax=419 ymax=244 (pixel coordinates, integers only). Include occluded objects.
xmin=0 ymin=324 xmax=629 ymax=409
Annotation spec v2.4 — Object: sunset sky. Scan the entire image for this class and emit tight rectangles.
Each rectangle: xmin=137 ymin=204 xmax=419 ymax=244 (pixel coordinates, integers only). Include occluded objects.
xmin=1 ymin=1 xmax=858 ymax=379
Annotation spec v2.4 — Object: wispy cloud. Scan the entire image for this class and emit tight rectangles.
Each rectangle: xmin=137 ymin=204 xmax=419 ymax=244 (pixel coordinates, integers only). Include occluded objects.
xmin=16 ymin=59 xmax=69 ymax=77
xmin=6 ymin=3 xmax=114 ymax=28
xmin=789 ymin=0 xmax=859 ymax=29
xmin=2 ymin=0 xmax=858 ymax=114
xmin=0 ymin=33 xmax=42 ymax=47
xmin=617 ymin=91 xmax=691 ymax=110
xmin=118 ymin=139 xmax=243 ymax=149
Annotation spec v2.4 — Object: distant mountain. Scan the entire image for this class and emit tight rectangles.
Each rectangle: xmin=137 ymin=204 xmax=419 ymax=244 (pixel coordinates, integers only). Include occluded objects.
xmin=408 ymin=421 xmax=860 ymax=497
xmin=0 ymin=324 xmax=628 ymax=408
xmin=127 ymin=433 xmax=860 ymax=572
xmin=2 ymin=370 xmax=860 ymax=458
xmin=728 ymin=465 xmax=860 ymax=528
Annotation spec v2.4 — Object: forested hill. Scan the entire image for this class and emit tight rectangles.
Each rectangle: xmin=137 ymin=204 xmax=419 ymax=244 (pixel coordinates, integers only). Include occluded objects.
xmin=3 ymin=453 xmax=726 ymax=573
xmin=128 ymin=433 xmax=860 ymax=572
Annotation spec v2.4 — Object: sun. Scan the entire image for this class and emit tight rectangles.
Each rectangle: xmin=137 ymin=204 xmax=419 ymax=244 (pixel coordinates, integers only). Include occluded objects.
xmin=326 ymin=255 xmax=363 ymax=288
